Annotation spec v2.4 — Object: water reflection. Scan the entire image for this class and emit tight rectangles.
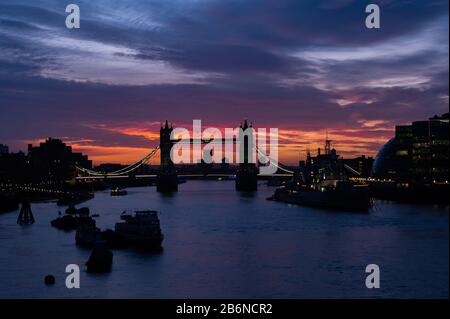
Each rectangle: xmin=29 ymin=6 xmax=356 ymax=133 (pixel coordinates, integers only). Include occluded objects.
xmin=0 ymin=181 xmax=448 ymax=298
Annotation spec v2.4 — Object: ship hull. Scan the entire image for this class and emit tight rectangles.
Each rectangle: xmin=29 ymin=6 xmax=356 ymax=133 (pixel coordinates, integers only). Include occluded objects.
xmin=272 ymin=187 xmax=370 ymax=212
xmin=114 ymin=224 xmax=164 ymax=248
xmin=115 ymin=234 xmax=164 ymax=248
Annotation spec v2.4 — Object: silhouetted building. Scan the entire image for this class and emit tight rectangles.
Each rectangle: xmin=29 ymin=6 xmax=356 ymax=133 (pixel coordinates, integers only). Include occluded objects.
xmin=299 ymin=139 xmax=373 ymax=183
xmin=343 ymin=155 xmax=374 ymax=178
xmin=95 ymin=163 xmax=126 ymax=173
xmin=192 ymin=156 xmax=233 ymax=175
xmin=0 ymin=144 xmax=9 ymax=155
xmin=197 ymin=159 xmax=213 ymax=174
xmin=221 ymin=157 xmax=230 ymax=171
xmin=0 ymin=151 xmax=29 ymax=183
xmin=372 ymin=113 xmax=449 ymax=183
xmin=27 ymin=138 xmax=92 ymax=181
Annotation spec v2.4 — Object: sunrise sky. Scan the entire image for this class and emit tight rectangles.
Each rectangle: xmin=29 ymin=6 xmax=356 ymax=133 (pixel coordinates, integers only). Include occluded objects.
xmin=0 ymin=0 xmax=448 ymax=165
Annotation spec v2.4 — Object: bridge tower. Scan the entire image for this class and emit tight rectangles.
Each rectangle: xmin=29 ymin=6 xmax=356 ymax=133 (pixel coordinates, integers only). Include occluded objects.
xmin=236 ymin=120 xmax=258 ymax=191
xmin=157 ymin=120 xmax=178 ymax=192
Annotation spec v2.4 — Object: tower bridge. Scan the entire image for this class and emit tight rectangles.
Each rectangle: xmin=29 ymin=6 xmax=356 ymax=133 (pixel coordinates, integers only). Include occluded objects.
xmin=75 ymin=120 xmax=294 ymax=193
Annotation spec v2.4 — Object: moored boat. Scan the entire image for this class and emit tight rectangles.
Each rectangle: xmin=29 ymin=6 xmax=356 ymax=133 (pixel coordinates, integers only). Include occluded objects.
xmin=51 ymin=206 xmax=96 ymax=230
xmin=75 ymin=224 xmax=103 ymax=247
xmin=114 ymin=210 xmax=164 ymax=248
xmin=51 ymin=214 xmax=96 ymax=230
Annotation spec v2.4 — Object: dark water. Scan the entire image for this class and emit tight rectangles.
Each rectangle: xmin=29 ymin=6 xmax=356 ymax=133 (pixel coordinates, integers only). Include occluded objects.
xmin=0 ymin=181 xmax=448 ymax=298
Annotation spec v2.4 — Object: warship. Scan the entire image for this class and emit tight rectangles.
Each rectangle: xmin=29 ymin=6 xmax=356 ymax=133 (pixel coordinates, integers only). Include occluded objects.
xmin=269 ymin=137 xmax=371 ymax=212
xmin=269 ymin=180 xmax=370 ymax=211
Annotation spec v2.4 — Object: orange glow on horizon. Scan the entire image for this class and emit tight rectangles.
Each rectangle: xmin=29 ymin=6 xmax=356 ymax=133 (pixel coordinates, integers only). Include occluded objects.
xmin=71 ymin=126 xmax=393 ymax=165
xmin=71 ymin=144 xmax=156 ymax=166
xmin=24 ymin=122 xmax=394 ymax=166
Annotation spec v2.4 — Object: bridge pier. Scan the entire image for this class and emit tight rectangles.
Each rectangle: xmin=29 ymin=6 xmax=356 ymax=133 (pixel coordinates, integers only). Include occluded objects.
xmin=156 ymin=172 xmax=178 ymax=192
xmin=17 ymin=201 xmax=35 ymax=225
xmin=157 ymin=121 xmax=178 ymax=193
xmin=236 ymin=167 xmax=258 ymax=191
xmin=235 ymin=120 xmax=258 ymax=191
xmin=156 ymin=119 xmax=259 ymax=192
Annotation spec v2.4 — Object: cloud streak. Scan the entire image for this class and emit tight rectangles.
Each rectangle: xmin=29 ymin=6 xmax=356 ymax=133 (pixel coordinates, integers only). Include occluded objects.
xmin=0 ymin=0 xmax=448 ymax=164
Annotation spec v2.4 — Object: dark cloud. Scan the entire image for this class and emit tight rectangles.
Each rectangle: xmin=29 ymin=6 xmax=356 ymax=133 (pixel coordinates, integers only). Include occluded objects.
xmin=157 ymin=44 xmax=290 ymax=73
xmin=0 ymin=0 xmax=448 ymax=162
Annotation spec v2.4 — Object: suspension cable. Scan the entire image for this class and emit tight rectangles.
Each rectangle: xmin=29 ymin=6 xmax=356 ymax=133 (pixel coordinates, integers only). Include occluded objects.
xmin=76 ymin=146 xmax=159 ymax=176
xmin=254 ymin=145 xmax=294 ymax=174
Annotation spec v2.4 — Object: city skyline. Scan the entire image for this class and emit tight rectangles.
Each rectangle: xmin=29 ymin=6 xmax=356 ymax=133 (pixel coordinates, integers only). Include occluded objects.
xmin=1 ymin=0 xmax=449 ymax=165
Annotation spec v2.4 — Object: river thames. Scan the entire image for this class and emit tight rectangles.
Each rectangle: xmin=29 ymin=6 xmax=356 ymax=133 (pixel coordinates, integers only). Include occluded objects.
xmin=0 ymin=181 xmax=448 ymax=298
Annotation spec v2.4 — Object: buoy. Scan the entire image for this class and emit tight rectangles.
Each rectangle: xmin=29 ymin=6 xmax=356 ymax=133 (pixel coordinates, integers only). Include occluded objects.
xmin=44 ymin=275 xmax=55 ymax=285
